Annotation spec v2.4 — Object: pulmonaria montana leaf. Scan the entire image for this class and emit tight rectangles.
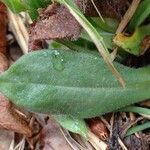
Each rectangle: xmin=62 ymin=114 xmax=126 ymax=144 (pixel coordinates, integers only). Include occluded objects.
xmin=0 ymin=49 xmax=149 ymax=118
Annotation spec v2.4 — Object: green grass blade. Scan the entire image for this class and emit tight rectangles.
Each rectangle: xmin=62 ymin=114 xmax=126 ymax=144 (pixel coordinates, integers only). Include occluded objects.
xmin=119 ymin=106 xmax=150 ymax=116
xmin=129 ymin=0 xmax=150 ymax=30
xmin=126 ymin=121 xmax=150 ymax=136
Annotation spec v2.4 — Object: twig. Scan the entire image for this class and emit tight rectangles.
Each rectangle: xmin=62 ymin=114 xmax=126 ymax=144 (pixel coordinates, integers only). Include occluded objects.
xmin=8 ymin=134 xmax=15 ymax=150
xmin=100 ymin=116 xmax=111 ymax=131
xmin=14 ymin=136 xmax=26 ymax=150
xmin=129 ymin=112 xmax=136 ymax=121
xmin=59 ymin=127 xmax=81 ymax=150
xmin=90 ymin=0 xmax=104 ymax=22
xmin=80 ymin=136 xmax=95 ymax=150
xmin=8 ymin=9 xmax=28 ymax=54
xmin=139 ymin=114 xmax=150 ymax=119
xmin=121 ymin=117 xmax=143 ymax=138
xmin=116 ymin=0 xmax=141 ymax=34
xmin=88 ymin=131 xmax=108 ymax=150
xmin=118 ymin=137 xmax=128 ymax=150
xmin=110 ymin=48 xmax=118 ymax=62
xmin=110 ymin=113 xmax=115 ymax=138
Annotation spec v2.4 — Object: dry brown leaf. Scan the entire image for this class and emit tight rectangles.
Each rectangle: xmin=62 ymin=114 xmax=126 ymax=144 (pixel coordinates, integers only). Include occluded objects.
xmin=0 ymin=94 xmax=32 ymax=136
xmin=0 ymin=129 xmax=14 ymax=150
xmin=39 ymin=117 xmax=72 ymax=150
xmin=141 ymin=36 xmax=150 ymax=55
xmin=29 ymin=3 xmax=81 ymax=50
xmin=28 ymin=40 xmax=44 ymax=52
xmin=0 ymin=2 xmax=7 ymax=55
xmin=0 ymin=52 xmax=9 ymax=73
xmin=87 ymin=117 xmax=109 ymax=141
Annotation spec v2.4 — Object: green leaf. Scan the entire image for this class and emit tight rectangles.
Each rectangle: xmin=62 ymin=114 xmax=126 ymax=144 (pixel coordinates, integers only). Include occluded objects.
xmin=114 ymin=25 xmax=150 ymax=56
xmin=3 ymin=0 xmax=27 ymax=13
xmin=57 ymin=39 xmax=96 ymax=52
xmin=129 ymin=0 xmax=150 ymax=30
xmin=120 ymin=106 xmax=150 ymax=116
xmin=126 ymin=121 xmax=150 ymax=136
xmin=80 ymin=30 xmax=114 ymax=50
xmin=0 ymin=49 xmax=150 ymax=118
xmin=3 ymin=0 xmax=51 ymax=20
xmin=90 ymin=17 xmax=119 ymax=33
xmin=54 ymin=115 xmax=88 ymax=138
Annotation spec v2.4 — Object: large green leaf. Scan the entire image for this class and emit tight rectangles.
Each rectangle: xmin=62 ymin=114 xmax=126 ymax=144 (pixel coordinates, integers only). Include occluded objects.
xmin=0 ymin=49 xmax=149 ymax=118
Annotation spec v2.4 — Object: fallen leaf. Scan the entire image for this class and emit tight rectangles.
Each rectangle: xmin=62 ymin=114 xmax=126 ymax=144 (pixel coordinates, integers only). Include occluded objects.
xmin=29 ymin=3 xmax=81 ymax=50
xmin=0 ymin=2 xmax=7 ymax=55
xmin=87 ymin=117 xmax=108 ymax=141
xmin=0 ymin=94 xmax=32 ymax=136
xmin=0 ymin=52 xmax=9 ymax=74
xmin=141 ymin=35 xmax=150 ymax=55
xmin=28 ymin=39 xmax=44 ymax=52
xmin=0 ymin=129 xmax=14 ymax=150
xmin=39 ymin=117 xmax=72 ymax=150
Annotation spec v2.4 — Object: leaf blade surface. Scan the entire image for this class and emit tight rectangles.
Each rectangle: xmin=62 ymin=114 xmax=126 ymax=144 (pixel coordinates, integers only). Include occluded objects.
xmin=0 ymin=49 xmax=149 ymax=118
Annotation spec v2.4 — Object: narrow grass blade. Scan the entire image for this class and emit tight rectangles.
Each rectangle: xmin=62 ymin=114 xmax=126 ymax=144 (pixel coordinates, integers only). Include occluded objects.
xmin=129 ymin=0 xmax=150 ymax=30
xmin=126 ymin=121 xmax=150 ymax=136
xmin=119 ymin=106 xmax=150 ymax=116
